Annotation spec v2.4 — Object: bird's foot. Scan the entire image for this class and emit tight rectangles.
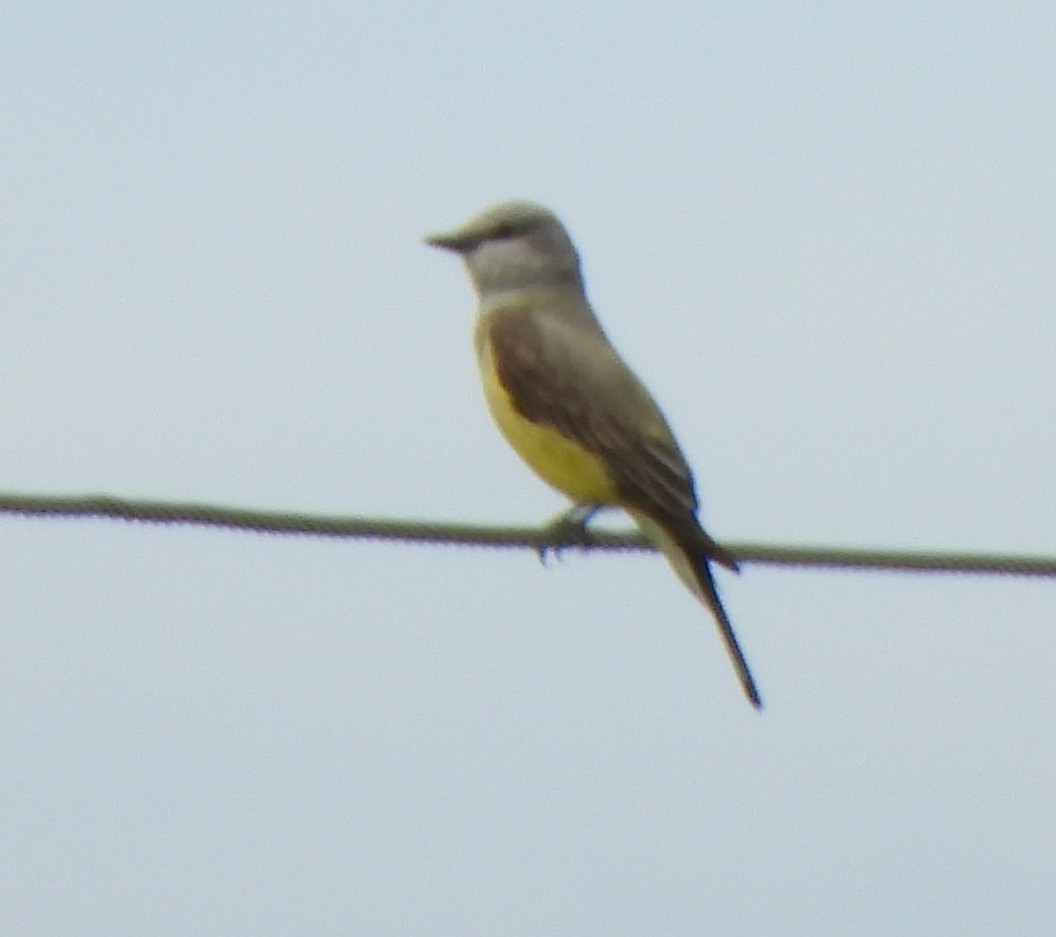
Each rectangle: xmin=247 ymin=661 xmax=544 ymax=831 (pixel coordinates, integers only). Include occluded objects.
xmin=536 ymin=503 xmax=601 ymax=565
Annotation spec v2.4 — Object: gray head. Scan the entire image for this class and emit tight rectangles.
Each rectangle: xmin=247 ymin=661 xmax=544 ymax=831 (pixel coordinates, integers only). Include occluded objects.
xmin=425 ymin=200 xmax=584 ymax=296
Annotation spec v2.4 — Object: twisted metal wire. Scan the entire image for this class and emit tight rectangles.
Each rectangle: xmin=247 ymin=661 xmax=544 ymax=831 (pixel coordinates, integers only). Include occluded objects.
xmin=2 ymin=492 xmax=1054 ymax=577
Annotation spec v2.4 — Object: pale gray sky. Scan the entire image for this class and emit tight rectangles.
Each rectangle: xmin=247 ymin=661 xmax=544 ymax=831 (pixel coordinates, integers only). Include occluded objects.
xmin=2 ymin=4 xmax=1055 ymax=934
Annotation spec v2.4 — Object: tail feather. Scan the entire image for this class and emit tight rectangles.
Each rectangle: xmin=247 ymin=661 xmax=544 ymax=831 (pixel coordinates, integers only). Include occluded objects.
xmin=630 ymin=510 xmax=762 ymax=709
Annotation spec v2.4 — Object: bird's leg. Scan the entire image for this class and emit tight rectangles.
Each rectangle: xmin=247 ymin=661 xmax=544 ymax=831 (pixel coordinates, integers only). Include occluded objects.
xmin=537 ymin=503 xmax=602 ymax=564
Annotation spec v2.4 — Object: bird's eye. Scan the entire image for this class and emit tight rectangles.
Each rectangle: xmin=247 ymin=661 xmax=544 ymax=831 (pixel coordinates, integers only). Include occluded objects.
xmin=492 ymin=223 xmax=516 ymax=239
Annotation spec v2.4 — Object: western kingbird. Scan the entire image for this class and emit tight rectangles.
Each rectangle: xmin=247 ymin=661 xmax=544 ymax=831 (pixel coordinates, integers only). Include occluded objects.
xmin=426 ymin=200 xmax=762 ymax=709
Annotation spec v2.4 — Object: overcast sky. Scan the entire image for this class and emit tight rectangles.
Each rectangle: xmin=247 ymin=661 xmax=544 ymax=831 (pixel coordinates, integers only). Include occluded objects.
xmin=2 ymin=3 xmax=1055 ymax=935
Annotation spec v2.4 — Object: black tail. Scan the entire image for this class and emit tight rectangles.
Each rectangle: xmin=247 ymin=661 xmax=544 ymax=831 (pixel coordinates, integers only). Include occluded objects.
xmin=683 ymin=529 xmax=762 ymax=709
xmin=630 ymin=508 xmax=763 ymax=708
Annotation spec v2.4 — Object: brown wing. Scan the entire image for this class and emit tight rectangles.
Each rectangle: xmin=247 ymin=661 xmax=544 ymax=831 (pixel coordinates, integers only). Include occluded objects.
xmin=489 ymin=305 xmax=754 ymax=703
xmin=487 ymin=305 xmax=701 ymax=528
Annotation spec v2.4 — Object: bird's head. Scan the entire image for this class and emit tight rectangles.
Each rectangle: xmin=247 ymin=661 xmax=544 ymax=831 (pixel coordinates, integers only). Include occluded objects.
xmin=425 ymin=200 xmax=583 ymax=296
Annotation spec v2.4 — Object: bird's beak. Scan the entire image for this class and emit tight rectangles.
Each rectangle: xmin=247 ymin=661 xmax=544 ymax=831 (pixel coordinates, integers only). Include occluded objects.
xmin=424 ymin=229 xmax=475 ymax=253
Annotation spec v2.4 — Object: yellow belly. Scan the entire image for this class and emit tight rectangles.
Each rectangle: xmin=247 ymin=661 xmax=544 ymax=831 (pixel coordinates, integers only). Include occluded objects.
xmin=478 ymin=339 xmax=620 ymax=505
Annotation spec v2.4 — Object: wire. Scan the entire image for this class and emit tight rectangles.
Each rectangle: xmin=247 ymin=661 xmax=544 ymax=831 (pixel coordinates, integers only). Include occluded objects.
xmin=1 ymin=491 xmax=1053 ymax=577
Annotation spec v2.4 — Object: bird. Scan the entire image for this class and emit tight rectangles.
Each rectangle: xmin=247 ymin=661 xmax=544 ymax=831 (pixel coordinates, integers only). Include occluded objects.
xmin=425 ymin=200 xmax=761 ymax=708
